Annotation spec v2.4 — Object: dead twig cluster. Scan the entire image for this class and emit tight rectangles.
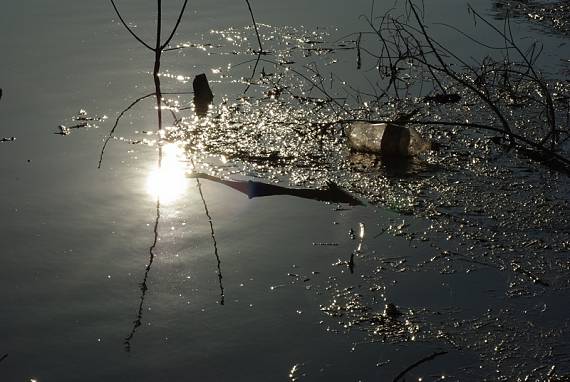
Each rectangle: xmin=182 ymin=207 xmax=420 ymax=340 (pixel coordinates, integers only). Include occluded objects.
xmin=348 ymin=0 xmax=570 ymax=173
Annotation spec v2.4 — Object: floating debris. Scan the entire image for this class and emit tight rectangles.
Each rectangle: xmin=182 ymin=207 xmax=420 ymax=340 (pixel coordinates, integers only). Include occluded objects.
xmin=73 ymin=109 xmax=107 ymax=122
xmin=55 ymin=124 xmax=72 ymax=135
xmin=346 ymin=122 xmax=431 ymax=157
xmin=57 ymin=110 xmax=107 ymax=135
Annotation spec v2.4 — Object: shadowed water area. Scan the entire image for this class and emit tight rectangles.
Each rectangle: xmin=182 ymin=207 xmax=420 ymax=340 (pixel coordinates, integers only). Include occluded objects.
xmin=1 ymin=1 xmax=569 ymax=381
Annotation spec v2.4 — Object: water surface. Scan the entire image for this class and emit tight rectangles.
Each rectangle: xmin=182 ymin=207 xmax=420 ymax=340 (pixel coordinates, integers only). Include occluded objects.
xmin=1 ymin=1 xmax=569 ymax=381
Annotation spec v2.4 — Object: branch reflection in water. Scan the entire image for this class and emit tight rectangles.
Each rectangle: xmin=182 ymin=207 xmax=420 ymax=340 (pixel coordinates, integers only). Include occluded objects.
xmin=188 ymin=174 xmax=364 ymax=274
xmin=192 ymin=168 xmax=225 ymax=306
xmin=124 ymin=148 xmax=163 ymax=352
xmin=101 ymin=0 xmax=229 ymax=352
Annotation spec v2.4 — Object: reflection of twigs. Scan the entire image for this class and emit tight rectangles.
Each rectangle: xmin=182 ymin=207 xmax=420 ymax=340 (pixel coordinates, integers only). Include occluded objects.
xmin=192 ymin=165 xmax=225 ymax=305
xmin=244 ymin=51 xmax=263 ymax=94
xmin=467 ymin=5 xmax=556 ymax=147
xmin=392 ymin=351 xmax=447 ymax=382
xmin=109 ymin=0 xmax=154 ymax=51
xmin=124 ymin=150 xmax=163 ymax=352
xmin=255 ymin=57 xmax=354 ymax=116
xmin=108 ymin=0 xmax=190 ymax=351
xmin=109 ymin=0 xmax=190 ymax=130
xmin=353 ymin=1 xmax=569 ymax=172
xmin=153 ymin=1 xmax=164 ymax=130
xmin=244 ymin=0 xmax=263 ymax=53
xmin=0 ymin=353 xmax=7 ymax=363
xmin=360 ymin=0 xmax=567 ymax=168
xmin=409 ymin=120 xmax=570 ymax=170
xmin=98 ymin=92 xmax=154 ymax=169
xmin=161 ymin=0 xmax=189 ymax=50
xmin=234 ymin=57 xmax=353 ymax=115
xmin=243 ymin=0 xmax=264 ymax=94
xmin=407 ymin=1 xmax=513 ymax=135
xmin=110 ymin=0 xmax=189 ymax=52
xmin=433 ymin=22 xmax=506 ymax=50
xmin=97 ymin=91 xmax=192 ymax=169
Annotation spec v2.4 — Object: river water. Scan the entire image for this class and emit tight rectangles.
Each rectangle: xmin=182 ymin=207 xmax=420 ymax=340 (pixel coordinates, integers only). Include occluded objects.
xmin=1 ymin=1 xmax=569 ymax=381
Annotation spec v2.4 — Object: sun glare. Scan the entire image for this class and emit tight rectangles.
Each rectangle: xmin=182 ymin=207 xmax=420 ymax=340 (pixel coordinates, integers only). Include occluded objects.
xmin=146 ymin=143 xmax=189 ymax=203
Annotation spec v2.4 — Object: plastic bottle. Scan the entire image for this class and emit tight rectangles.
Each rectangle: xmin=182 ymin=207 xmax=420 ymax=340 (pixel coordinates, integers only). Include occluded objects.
xmin=346 ymin=122 xmax=430 ymax=156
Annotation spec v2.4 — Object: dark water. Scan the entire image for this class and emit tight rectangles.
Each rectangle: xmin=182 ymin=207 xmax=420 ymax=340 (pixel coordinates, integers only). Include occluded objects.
xmin=1 ymin=1 xmax=569 ymax=381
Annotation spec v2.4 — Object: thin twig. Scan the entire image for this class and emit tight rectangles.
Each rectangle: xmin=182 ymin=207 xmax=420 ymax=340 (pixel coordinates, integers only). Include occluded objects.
xmin=392 ymin=351 xmax=448 ymax=382
xmin=243 ymin=0 xmax=264 ymax=94
xmin=124 ymin=149 xmax=162 ymax=352
xmin=244 ymin=0 xmax=264 ymax=53
xmin=192 ymin=160 xmax=225 ymax=305
xmin=260 ymin=57 xmax=355 ymax=117
xmin=409 ymin=120 xmax=570 ymax=169
xmin=98 ymin=92 xmax=155 ymax=169
xmin=244 ymin=51 xmax=263 ymax=94
xmin=160 ymin=0 xmax=189 ymax=50
xmin=407 ymin=1 xmax=512 ymax=134
xmin=467 ymin=5 xmax=556 ymax=145
xmin=433 ymin=22 xmax=507 ymax=50
xmin=109 ymin=0 xmax=154 ymax=51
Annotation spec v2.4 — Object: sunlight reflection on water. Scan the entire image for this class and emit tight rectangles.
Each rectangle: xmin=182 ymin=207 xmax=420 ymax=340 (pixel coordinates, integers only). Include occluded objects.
xmin=146 ymin=143 xmax=189 ymax=203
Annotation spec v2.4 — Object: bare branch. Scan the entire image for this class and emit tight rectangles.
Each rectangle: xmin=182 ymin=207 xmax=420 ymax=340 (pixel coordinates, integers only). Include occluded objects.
xmin=393 ymin=351 xmax=448 ymax=382
xmin=98 ymin=92 xmax=155 ymax=169
xmin=244 ymin=0 xmax=264 ymax=53
xmin=161 ymin=0 xmax=189 ymax=50
xmin=109 ymin=0 xmax=154 ymax=51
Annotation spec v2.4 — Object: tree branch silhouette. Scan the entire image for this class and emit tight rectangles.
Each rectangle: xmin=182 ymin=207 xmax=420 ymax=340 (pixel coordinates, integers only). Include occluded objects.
xmin=98 ymin=92 xmax=155 ymax=169
xmin=109 ymin=0 xmax=154 ymax=51
xmin=161 ymin=0 xmax=189 ymax=50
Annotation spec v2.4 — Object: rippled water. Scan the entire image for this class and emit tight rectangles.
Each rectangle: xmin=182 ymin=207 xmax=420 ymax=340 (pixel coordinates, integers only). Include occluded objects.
xmin=1 ymin=1 xmax=569 ymax=381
